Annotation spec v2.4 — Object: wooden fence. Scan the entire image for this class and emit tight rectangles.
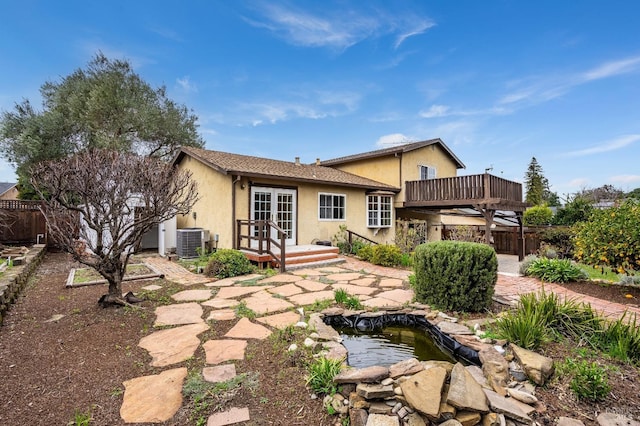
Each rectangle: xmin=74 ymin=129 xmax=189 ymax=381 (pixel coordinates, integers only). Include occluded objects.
xmin=0 ymin=200 xmax=48 ymax=245
xmin=443 ymin=225 xmax=543 ymax=256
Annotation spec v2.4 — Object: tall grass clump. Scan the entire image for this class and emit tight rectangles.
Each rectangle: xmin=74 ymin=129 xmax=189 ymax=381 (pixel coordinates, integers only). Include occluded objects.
xmin=593 ymin=313 xmax=640 ymax=362
xmin=306 ymin=357 xmax=343 ymax=395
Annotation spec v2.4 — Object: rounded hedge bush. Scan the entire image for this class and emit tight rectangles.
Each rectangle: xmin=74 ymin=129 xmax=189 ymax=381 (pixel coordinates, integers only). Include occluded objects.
xmin=412 ymin=241 xmax=497 ymax=312
xmin=204 ymin=249 xmax=254 ymax=278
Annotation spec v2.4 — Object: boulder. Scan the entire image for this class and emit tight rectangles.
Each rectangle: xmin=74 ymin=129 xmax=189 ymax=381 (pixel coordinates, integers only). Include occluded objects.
xmin=389 ymin=358 xmax=424 ymax=378
xmin=510 ymin=344 xmax=554 ymax=386
xmin=479 ymin=346 xmax=509 ymax=395
xmin=483 ymin=389 xmax=532 ymax=425
xmin=400 ymin=367 xmax=447 ymax=419
xmin=596 ymin=413 xmax=640 ymax=426
xmin=447 ymin=363 xmax=489 ymax=414
xmin=506 ymin=388 xmax=538 ymax=405
xmin=456 ymin=411 xmax=482 ymax=426
xmin=366 ymin=413 xmax=400 ymax=426
xmin=335 ymin=366 xmax=390 ymax=384
xmin=406 ymin=412 xmax=428 ymax=426
xmin=357 ymin=383 xmax=395 ymax=399
xmin=350 ymin=408 xmax=369 ymax=426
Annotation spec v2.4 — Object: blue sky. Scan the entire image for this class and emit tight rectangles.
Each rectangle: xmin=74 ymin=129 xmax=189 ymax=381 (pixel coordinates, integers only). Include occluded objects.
xmin=1 ymin=1 xmax=639 ymax=197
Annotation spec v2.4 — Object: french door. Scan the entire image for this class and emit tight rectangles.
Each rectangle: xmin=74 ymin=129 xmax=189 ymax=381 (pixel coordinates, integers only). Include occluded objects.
xmin=250 ymin=187 xmax=297 ymax=246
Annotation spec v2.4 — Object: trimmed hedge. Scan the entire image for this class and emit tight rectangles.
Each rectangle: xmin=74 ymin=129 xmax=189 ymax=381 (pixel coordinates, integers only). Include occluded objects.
xmin=412 ymin=241 xmax=497 ymax=312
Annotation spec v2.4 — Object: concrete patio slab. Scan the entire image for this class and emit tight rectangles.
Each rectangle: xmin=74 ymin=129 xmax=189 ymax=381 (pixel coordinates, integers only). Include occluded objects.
xmin=139 ymin=322 xmax=209 ymax=367
xmin=203 ymin=339 xmax=248 ymax=364
xmin=120 ymin=367 xmax=187 ymax=423
xmin=154 ymin=302 xmax=204 ymax=326
xmin=225 ymin=317 xmax=272 ymax=340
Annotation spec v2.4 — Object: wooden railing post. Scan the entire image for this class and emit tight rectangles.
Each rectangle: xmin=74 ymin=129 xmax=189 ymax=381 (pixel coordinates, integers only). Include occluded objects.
xmin=279 ymin=231 xmax=286 ymax=273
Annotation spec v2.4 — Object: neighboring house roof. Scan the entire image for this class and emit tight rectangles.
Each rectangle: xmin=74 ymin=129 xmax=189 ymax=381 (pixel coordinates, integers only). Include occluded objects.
xmin=0 ymin=182 xmax=17 ymax=197
xmin=174 ymin=147 xmax=400 ymax=192
xmin=318 ymin=139 xmax=466 ymax=169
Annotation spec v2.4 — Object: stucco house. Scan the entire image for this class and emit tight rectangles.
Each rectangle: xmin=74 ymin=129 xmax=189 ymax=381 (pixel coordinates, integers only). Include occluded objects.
xmin=173 ymin=139 xmax=527 ymax=267
xmin=0 ymin=182 xmax=19 ymax=201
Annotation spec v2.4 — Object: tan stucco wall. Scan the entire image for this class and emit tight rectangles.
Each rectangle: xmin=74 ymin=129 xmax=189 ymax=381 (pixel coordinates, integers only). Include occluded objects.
xmin=0 ymin=186 xmax=19 ymax=200
xmin=176 ymin=155 xmax=235 ymax=248
xmin=330 ymin=156 xmax=401 ymax=188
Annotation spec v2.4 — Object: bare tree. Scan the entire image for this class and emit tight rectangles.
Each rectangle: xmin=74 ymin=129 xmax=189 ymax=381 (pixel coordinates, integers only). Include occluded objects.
xmin=30 ymin=149 xmax=197 ymax=306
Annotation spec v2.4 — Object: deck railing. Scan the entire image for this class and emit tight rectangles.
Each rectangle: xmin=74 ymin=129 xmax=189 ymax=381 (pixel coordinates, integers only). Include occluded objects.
xmin=236 ymin=219 xmax=286 ymax=272
xmin=405 ymin=173 xmax=523 ymax=205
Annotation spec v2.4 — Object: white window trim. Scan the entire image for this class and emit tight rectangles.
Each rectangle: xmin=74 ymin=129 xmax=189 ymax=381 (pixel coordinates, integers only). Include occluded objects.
xmin=366 ymin=194 xmax=393 ymax=228
xmin=419 ymin=164 xmax=437 ymax=180
xmin=318 ymin=192 xmax=347 ymax=221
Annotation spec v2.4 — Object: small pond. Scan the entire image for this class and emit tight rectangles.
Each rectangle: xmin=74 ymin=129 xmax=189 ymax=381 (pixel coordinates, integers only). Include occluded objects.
xmin=323 ymin=312 xmax=480 ymax=369
xmin=337 ymin=324 xmax=455 ymax=368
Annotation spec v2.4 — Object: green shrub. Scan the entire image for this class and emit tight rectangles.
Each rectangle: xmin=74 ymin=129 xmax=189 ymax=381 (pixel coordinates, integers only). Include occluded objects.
xmin=523 ymin=205 xmax=553 ymax=226
xmin=204 ymin=249 xmax=254 ymax=278
xmin=412 ymin=241 xmax=497 ymax=312
xmin=540 ymin=227 xmax=575 ymax=258
xmin=526 ymin=258 xmax=588 ymax=283
xmin=569 ymin=360 xmax=611 ymax=402
xmin=519 ymin=255 xmax=539 ymax=276
xmin=306 ymin=357 xmax=343 ymax=395
xmin=371 ymin=244 xmax=402 ymax=267
xmin=573 ymin=199 xmax=640 ymax=274
xmin=356 ymin=245 xmax=373 ymax=262
xmin=552 ymin=197 xmax=594 ymax=226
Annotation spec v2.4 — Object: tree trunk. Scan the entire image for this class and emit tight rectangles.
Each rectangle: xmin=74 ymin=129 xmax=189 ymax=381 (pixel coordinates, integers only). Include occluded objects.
xmin=98 ymin=277 xmax=125 ymax=307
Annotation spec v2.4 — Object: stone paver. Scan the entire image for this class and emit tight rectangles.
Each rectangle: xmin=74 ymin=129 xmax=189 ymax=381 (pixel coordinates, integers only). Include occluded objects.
xmin=203 ymin=339 xmax=248 ymax=364
xmin=325 ymin=272 xmax=363 ymax=281
xmin=171 ymin=289 xmax=213 ymax=302
xmin=318 ymin=266 xmax=348 ymax=273
xmin=207 ymin=407 xmax=251 ymax=426
xmin=201 ymin=298 xmax=240 ymax=309
xmin=120 ymin=367 xmax=187 ymax=423
xmin=331 ymin=283 xmax=378 ymax=296
xmin=154 ymin=302 xmax=204 ymax=326
xmin=288 ymin=290 xmax=336 ymax=306
xmin=144 ymin=257 xmax=213 ymax=285
xmin=216 ymin=285 xmax=273 ymax=299
xmin=242 ymin=293 xmax=295 ymax=315
xmin=375 ymin=289 xmax=414 ymax=304
xmin=225 ymin=317 xmax=272 ymax=339
xmin=256 ymin=311 xmax=301 ymax=329
xmin=203 ymin=364 xmax=237 ymax=383
xmin=294 ymin=279 xmax=329 ymax=292
xmin=139 ymin=322 xmax=209 ymax=367
xmin=378 ymin=278 xmax=404 ymax=288
xmin=267 ymin=283 xmax=303 ymax=297
xmin=141 ymin=284 xmax=163 ymax=291
xmin=207 ymin=309 xmax=236 ymax=321
xmin=290 ymin=268 xmax=326 ymax=276
xmin=259 ymin=274 xmax=302 ymax=283
xmin=362 ymin=297 xmax=405 ymax=309
xmin=350 ymin=277 xmax=377 ymax=287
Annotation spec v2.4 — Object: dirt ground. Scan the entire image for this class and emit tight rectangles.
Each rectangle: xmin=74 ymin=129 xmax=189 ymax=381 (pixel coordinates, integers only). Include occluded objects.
xmin=1 ymin=251 xmax=639 ymax=425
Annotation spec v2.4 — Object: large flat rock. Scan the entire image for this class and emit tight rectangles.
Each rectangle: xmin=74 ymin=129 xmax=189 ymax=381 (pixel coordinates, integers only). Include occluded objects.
xmin=203 ymin=339 xmax=248 ymax=364
xmin=401 ymin=367 xmax=447 ymax=419
xmin=256 ymin=311 xmax=301 ymax=329
xmin=139 ymin=322 xmax=209 ymax=367
xmin=171 ymin=289 xmax=213 ymax=302
xmin=288 ymin=290 xmax=335 ymax=306
xmin=154 ymin=302 xmax=204 ymax=326
xmin=332 ymin=283 xmax=378 ymax=296
xmin=267 ymin=283 xmax=303 ymax=297
xmin=120 ymin=367 xmax=187 ymax=423
xmin=308 ymin=313 xmax=342 ymax=342
xmin=294 ymin=279 xmax=329 ymax=292
xmin=216 ymin=286 xmax=273 ymax=299
xmin=207 ymin=407 xmax=251 ymax=425
xmin=326 ymin=272 xmax=364 ymax=281
xmin=241 ymin=293 xmax=295 ymax=315
xmin=259 ymin=274 xmax=302 ymax=283
xmin=224 ymin=317 xmax=272 ymax=340
xmin=334 ymin=366 xmax=390 ymax=384
xmin=203 ymin=364 xmax=237 ymax=383
xmin=447 ymin=363 xmax=489 ymax=413
xmin=483 ymin=389 xmax=532 ymax=425
xmin=201 ymin=298 xmax=240 ymax=309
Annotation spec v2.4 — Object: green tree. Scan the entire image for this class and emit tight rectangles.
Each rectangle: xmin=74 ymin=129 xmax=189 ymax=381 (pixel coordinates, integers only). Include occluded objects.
xmin=573 ymin=199 xmax=640 ymax=274
xmin=552 ymin=196 xmax=594 ymax=226
xmin=523 ymin=205 xmax=553 ymax=226
xmin=576 ymin=185 xmax=624 ymax=205
xmin=524 ymin=157 xmax=551 ymax=206
xmin=0 ymin=53 xmax=204 ymax=198
xmin=626 ymin=187 xmax=640 ymax=199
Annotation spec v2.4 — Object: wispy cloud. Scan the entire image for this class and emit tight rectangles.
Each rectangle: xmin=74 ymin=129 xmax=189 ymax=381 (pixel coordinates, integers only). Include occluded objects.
xmin=244 ymin=3 xmax=434 ymax=51
xmin=563 ymin=134 xmax=640 ymax=157
xmin=419 ymin=104 xmax=508 ymax=119
xmin=176 ymin=76 xmax=197 ymax=93
xmin=431 ymin=120 xmax=477 ymax=146
xmin=568 ymin=178 xmax=590 ymax=188
xmin=376 ymin=133 xmax=413 ymax=147
xmin=499 ymin=55 xmax=640 ymax=107
xmin=610 ymin=174 xmax=640 ymax=184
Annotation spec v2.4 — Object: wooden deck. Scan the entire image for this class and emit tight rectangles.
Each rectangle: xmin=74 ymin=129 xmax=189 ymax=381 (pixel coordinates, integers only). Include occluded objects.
xmin=241 ymin=244 xmax=341 ymax=270
xmin=404 ymin=173 xmax=527 ymax=211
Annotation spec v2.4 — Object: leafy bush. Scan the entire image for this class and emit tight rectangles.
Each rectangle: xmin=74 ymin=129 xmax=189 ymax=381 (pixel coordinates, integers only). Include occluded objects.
xmin=526 ymin=258 xmax=588 ymax=283
xmin=412 ymin=241 xmax=497 ymax=312
xmin=356 ymin=245 xmax=374 ymax=262
xmin=619 ymin=275 xmax=640 ymax=286
xmin=204 ymin=249 xmax=254 ymax=278
xmin=574 ymin=199 xmax=640 ymax=274
xmin=539 ymin=227 xmax=575 ymax=258
xmin=395 ymin=220 xmax=427 ymax=253
xmin=552 ymin=197 xmax=594 ymax=226
xmin=306 ymin=357 xmax=343 ymax=395
xmin=523 ymin=205 xmax=553 ymax=226
xmin=446 ymin=225 xmax=484 ymax=243
xmin=519 ymin=255 xmax=539 ymax=275
xmin=568 ymin=360 xmax=611 ymax=402
xmin=371 ymin=244 xmax=402 ymax=267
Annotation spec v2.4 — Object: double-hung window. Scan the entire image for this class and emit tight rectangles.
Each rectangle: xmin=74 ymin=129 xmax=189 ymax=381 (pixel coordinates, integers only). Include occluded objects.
xmin=319 ymin=193 xmax=345 ymax=220
xmin=367 ymin=194 xmax=392 ymax=228
xmin=419 ymin=165 xmax=436 ymax=180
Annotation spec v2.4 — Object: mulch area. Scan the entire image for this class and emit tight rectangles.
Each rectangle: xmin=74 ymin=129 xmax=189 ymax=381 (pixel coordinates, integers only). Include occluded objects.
xmin=552 ymin=280 xmax=640 ymax=308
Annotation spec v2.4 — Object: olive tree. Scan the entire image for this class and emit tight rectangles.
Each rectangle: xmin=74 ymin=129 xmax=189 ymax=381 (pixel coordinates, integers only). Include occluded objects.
xmin=0 ymin=53 xmax=204 ymax=198
xmin=31 ymin=150 xmax=197 ymax=306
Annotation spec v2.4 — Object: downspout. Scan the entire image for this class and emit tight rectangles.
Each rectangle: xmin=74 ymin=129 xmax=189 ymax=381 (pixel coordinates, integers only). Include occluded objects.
xmin=232 ymin=175 xmax=241 ymax=249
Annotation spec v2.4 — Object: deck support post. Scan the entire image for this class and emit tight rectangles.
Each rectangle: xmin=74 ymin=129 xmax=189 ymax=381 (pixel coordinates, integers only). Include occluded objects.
xmin=475 ymin=204 xmax=496 ymax=247
xmin=517 ymin=213 xmax=525 ymax=261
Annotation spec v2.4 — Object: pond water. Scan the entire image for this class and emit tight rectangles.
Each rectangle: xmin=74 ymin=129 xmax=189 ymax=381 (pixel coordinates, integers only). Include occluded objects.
xmin=337 ymin=324 xmax=455 ymax=369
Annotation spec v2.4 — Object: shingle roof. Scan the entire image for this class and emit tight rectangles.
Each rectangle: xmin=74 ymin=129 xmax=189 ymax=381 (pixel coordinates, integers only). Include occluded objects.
xmin=0 ymin=182 xmax=16 ymax=196
xmin=319 ymin=139 xmax=466 ymax=169
xmin=175 ymin=147 xmax=400 ymax=192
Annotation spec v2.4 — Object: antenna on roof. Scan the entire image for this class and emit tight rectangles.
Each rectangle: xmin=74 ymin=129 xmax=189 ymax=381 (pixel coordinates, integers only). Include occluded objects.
xmin=485 ymin=164 xmax=493 ymax=173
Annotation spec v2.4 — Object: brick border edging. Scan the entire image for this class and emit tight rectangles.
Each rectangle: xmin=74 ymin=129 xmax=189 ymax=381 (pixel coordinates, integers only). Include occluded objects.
xmin=0 ymin=244 xmax=47 ymax=325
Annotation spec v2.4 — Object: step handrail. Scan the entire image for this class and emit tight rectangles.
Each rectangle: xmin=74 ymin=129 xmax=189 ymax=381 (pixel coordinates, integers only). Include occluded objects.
xmin=236 ymin=219 xmax=286 ymax=272
xmin=346 ymin=230 xmax=378 ymax=246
